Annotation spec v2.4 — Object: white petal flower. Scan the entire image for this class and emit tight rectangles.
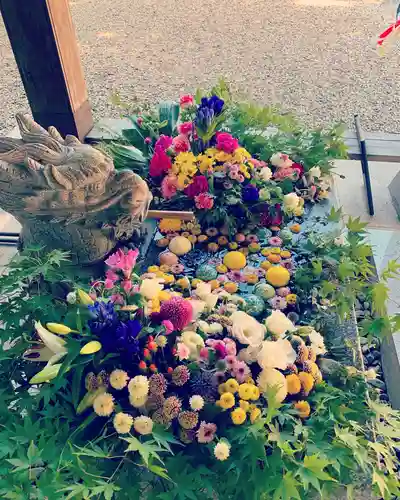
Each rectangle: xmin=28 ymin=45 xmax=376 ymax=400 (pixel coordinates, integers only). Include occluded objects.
xmin=257 ymin=368 xmax=288 ymax=403
xmin=258 ymin=166 xmax=273 ymax=181
xmin=181 ymin=331 xmax=205 ymax=359
xmin=230 ymin=311 xmax=266 ymax=347
xmin=308 ymin=330 xmax=327 ymax=355
xmin=283 ymin=192 xmax=300 ymax=211
xmin=270 ymin=152 xmax=293 ymax=169
xmin=257 ymin=338 xmax=296 ymax=370
xmin=265 ymin=311 xmax=296 ymax=337
xmin=308 ymin=166 xmax=321 ymax=179
xmin=139 ymin=278 xmax=164 ymax=299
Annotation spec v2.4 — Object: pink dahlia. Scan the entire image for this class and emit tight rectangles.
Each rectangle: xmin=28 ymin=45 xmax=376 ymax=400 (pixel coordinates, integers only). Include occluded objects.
xmin=162 ymin=319 xmax=174 ymax=335
xmin=155 ymin=135 xmax=173 ymax=151
xmin=160 ymin=296 xmax=193 ymax=330
xmin=180 ymin=95 xmax=194 ymax=109
xmin=195 ymin=192 xmax=214 ymax=210
xmin=216 ymin=132 xmax=239 ymax=154
xmin=172 ymin=134 xmax=190 ymax=153
xmin=161 ymin=175 xmax=179 ymax=199
xmin=178 ymin=122 xmax=193 ymax=135
xmin=149 ymin=147 xmax=172 ymax=177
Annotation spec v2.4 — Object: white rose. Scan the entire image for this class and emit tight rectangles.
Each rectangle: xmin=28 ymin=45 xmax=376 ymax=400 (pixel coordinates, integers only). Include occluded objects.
xmin=308 ymin=329 xmax=327 ymax=355
xmin=209 ymin=322 xmax=223 ymax=334
xmin=257 ymin=338 xmax=297 ymax=370
xmin=265 ymin=310 xmax=296 ymax=337
xmin=257 ymin=368 xmax=288 ymax=403
xmin=308 ymin=166 xmax=321 ymax=179
xmin=230 ymin=311 xmax=266 ymax=347
xmin=195 ymin=283 xmax=218 ymax=310
xmin=139 ymin=278 xmax=163 ymax=299
xmin=197 ymin=320 xmax=211 ymax=334
xmin=238 ymin=345 xmax=260 ymax=363
xmin=258 ymin=167 xmax=273 ymax=182
xmin=270 ymin=152 xmax=293 ymax=169
xmin=283 ymin=193 xmax=300 ymax=211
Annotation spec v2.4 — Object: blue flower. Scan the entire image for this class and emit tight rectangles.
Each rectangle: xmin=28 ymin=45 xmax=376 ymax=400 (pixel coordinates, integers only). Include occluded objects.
xmin=195 ymin=95 xmax=225 ymax=138
xmin=242 ymin=184 xmax=259 ymax=203
xmin=88 ymin=301 xmax=118 ymax=335
xmin=199 ymin=95 xmax=224 ymax=116
xmin=113 ymin=320 xmax=142 ymax=356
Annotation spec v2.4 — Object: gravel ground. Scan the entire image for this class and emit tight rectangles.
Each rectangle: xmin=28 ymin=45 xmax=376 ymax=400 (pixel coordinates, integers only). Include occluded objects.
xmin=0 ymin=0 xmax=400 ymax=134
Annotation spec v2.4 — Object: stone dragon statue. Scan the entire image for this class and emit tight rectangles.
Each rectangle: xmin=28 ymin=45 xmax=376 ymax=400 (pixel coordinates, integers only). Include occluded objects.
xmin=0 ymin=114 xmax=152 ymax=264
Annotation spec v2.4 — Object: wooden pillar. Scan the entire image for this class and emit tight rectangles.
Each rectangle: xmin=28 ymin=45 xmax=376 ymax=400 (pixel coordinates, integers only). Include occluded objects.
xmin=0 ymin=0 xmax=93 ymax=140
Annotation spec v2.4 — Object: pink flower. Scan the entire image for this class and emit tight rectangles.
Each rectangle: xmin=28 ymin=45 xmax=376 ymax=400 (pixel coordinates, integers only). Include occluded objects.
xmin=110 ymin=293 xmax=124 ymax=305
xmin=155 ymin=135 xmax=173 ymax=151
xmin=137 ymin=117 xmax=143 ymax=127
xmin=224 ymin=340 xmax=237 ymax=356
xmin=176 ymin=343 xmax=190 ymax=360
xmin=268 ymin=236 xmax=283 ymax=247
xmin=144 ymin=137 xmax=152 ymax=144
xmin=197 ymin=421 xmax=217 ymax=443
xmin=276 ymin=287 xmax=290 ymax=297
xmin=195 ymin=192 xmax=214 ymax=210
xmin=104 ymin=279 xmax=115 ymax=290
xmin=89 ymin=292 xmax=97 ymax=301
xmin=160 ymin=296 xmax=193 ymax=330
xmin=214 ymin=342 xmax=227 ymax=359
xmin=273 ymin=167 xmax=296 ymax=181
xmin=269 ymin=296 xmax=287 ymax=310
xmin=225 ymin=355 xmax=237 ymax=369
xmin=105 ymin=269 xmax=119 ymax=282
xmin=237 ymin=174 xmax=245 ymax=183
xmin=178 ymin=122 xmax=193 ymax=135
xmin=149 ymin=148 xmax=172 ymax=177
xmin=184 ymin=175 xmax=209 ymax=198
xmin=172 ymin=134 xmax=190 ymax=153
xmin=216 ymin=132 xmax=239 ymax=154
xmin=161 ymin=175 xmax=179 ymax=199
xmin=227 ymin=271 xmax=244 ymax=282
xmin=232 ymin=360 xmax=251 ymax=383
xmin=162 ymin=319 xmax=174 ymax=335
xmin=180 ymin=94 xmax=194 ymax=109
xmin=105 ymin=248 xmax=139 ymax=278
xmin=122 ymin=280 xmax=133 ymax=293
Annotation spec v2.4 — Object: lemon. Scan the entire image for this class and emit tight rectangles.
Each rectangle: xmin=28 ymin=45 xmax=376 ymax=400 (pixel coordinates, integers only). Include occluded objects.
xmin=223 ymin=251 xmax=246 ymax=270
xmin=266 ymin=266 xmax=290 ymax=287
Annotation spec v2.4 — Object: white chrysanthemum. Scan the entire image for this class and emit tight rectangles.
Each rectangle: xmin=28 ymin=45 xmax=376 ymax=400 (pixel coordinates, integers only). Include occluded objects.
xmin=265 ymin=310 xmax=296 ymax=337
xmin=209 ymin=322 xmax=223 ymax=334
xmin=257 ymin=338 xmax=296 ymax=370
xmin=93 ymin=393 xmax=114 ymax=417
xmin=258 ymin=166 xmax=273 ymax=181
xmin=308 ymin=166 xmax=321 ymax=179
xmin=214 ymin=441 xmax=231 ymax=461
xmin=197 ymin=320 xmax=211 ymax=334
xmin=109 ymin=369 xmax=129 ymax=390
xmin=189 ymin=395 xmax=205 ymax=411
xmin=308 ymin=330 xmax=327 ymax=355
xmin=139 ymin=278 xmax=164 ymax=300
xmin=129 ymin=393 xmax=148 ymax=408
xmin=134 ymin=416 xmax=154 ymax=435
xmin=257 ymin=368 xmax=288 ymax=403
xmin=113 ymin=412 xmax=133 ymax=434
xmin=230 ymin=311 xmax=266 ymax=347
xmin=128 ymin=375 xmax=149 ymax=398
xmin=66 ymin=291 xmax=77 ymax=304
xmin=181 ymin=331 xmax=205 ymax=360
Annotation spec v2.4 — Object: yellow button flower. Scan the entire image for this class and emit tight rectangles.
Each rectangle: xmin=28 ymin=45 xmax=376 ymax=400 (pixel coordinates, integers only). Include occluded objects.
xmin=239 ymin=400 xmax=250 ymax=412
xmin=225 ymin=378 xmax=240 ymax=394
xmin=231 ymin=407 xmax=246 ymax=425
xmin=294 ymin=400 xmax=311 ymax=419
xmin=250 ymin=386 xmax=260 ymax=401
xmin=219 ymin=392 xmax=236 ymax=409
xmin=238 ymin=383 xmax=254 ymax=401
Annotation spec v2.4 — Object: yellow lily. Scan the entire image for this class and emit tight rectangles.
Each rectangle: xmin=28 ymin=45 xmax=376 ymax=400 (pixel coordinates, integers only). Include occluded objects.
xmin=29 ymin=363 xmax=62 ymax=384
xmin=77 ymin=289 xmax=94 ymax=305
xmin=80 ymin=341 xmax=102 ymax=355
xmin=46 ymin=323 xmax=77 ymax=335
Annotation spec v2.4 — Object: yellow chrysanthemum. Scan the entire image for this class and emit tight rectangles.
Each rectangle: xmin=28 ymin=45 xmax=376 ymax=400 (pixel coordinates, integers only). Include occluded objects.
xmin=176 ymin=277 xmax=190 ymax=290
xmin=238 ymin=383 xmax=254 ymax=401
xmin=215 ymin=151 xmax=234 ymax=163
xmin=162 ymin=273 xmax=175 ymax=285
xmin=294 ymin=400 xmax=311 ymax=419
xmin=231 ymin=407 xmax=246 ymax=425
xmin=216 ymin=264 xmax=228 ymax=273
xmin=270 ymin=247 xmax=281 ymax=254
xmin=261 ymin=248 xmax=272 ymax=256
xmin=250 ymin=407 xmax=262 ymax=424
xmin=191 ymin=278 xmax=203 ymax=288
xmin=204 ymin=147 xmax=219 ymax=158
xmin=197 ymin=155 xmax=214 ymax=173
xmin=113 ymin=412 xmax=133 ymax=434
xmin=250 ymin=386 xmax=260 ymax=401
xmin=109 ymin=369 xmax=129 ymax=390
xmin=159 ymin=219 xmax=182 ymax=234
xmin=239 ymin=400 xmax=250 ymax=412
xmin=219 ymin=392 xmax=236 ymax=409
xmin=232 ymin=147 xmax=251 ymax=163
xmin=225 ymin=378 xmax=240 ymax=394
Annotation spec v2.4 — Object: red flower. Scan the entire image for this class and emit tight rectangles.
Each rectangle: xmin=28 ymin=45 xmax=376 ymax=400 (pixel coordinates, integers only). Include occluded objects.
xmin=184 ymin=175 xmax=209 ymax=198
xmin=261 ymin=204 xmax=283 ymax=227
xmin=159 ymin=296 xmax=193 ymax=330
xmin=195 ymin=192 xmax=214 ymax=210
xmin=149 ymin=147 xmax=172 ymax=177
xmin=216 ymin=132 xmax=239 ymax=154
xmin=291 ymin=162 xmax=304 ymax=177
xmin=178 ymin=122 xmax=193 ymax=135
xmin=180 ymin=95 xmax=194 ymax=109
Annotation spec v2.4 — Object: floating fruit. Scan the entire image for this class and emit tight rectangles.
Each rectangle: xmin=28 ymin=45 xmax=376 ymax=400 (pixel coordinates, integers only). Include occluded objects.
xmin=235 ymin=233 xmax=246 ymax=243
xmin=244 ymin=294 xmax=265 ymax=316
xmin=268 ymin=254 xmax=281 ymax=263
xmin=266 ymin=266 xmax=290 ymax=287
xmin=156 ymin=238 xmax=170 ymax=248
xmin=159 ymin=251 xmax=179 ymax=266
xmin=168 ymin=236 xmax=192 ymax=256
xmin=208 ymin=242 xmax=219 ymax=253
xmin=254 ymin=283 xmax=276 ymax=300
xmin=196 ymin=264 xmax=218 ymax=281
xmin=279 ymin=229 xmax=293 ymax=242
xmin=223 ymin=251 xmax=247 ymax=270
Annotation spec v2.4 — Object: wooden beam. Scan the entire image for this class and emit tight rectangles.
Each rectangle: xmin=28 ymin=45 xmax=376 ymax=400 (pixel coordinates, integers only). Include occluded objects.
xmin=0 ymin=0 xmax=93 ymax=140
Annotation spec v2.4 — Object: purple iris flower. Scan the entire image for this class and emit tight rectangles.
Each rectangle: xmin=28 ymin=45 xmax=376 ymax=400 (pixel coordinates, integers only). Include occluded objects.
xmin=88 ymin=301 xmax=118 ymax=335
xmin=112 ymin=319 xmax=142 ymax=356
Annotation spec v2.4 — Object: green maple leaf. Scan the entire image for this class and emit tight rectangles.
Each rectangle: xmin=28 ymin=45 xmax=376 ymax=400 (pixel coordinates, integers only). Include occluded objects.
xmin=371 ymin=282 xmax=389 ymax=316
xmin=346 ymin=216 xmax=368 ymax=233
xmin=327 ymin=206 xmax=343 ymax=223
xmin=122 ymin=436 xmax=163 ymax=466
xmin=272 ymin=472 xmax=301 ymax=500
xmin=296 ymin=455 xmax=337 ymax=492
